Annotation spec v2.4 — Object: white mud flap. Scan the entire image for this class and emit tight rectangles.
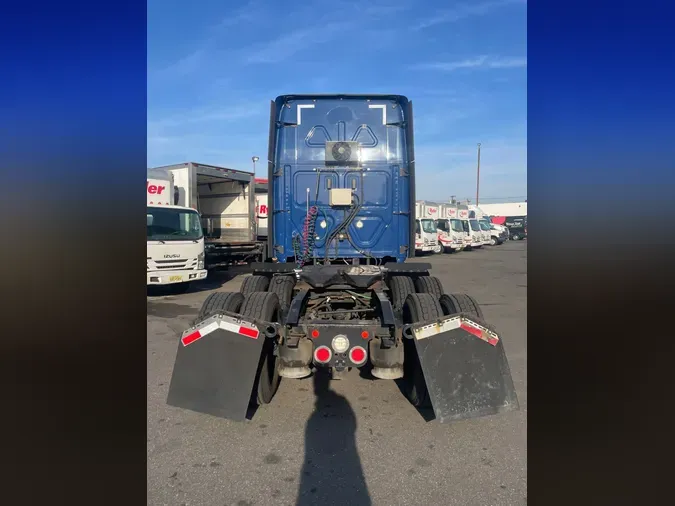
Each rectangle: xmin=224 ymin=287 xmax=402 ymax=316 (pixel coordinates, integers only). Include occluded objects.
xmin=408 ymin=314 xmax=519 ymax=423
xmin=166 ymin=313 xmax=273 ymax=421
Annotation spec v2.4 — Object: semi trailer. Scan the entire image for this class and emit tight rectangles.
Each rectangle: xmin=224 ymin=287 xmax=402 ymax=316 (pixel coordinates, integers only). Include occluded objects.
xmin=167 ymin=94 xmax=518 ymax=423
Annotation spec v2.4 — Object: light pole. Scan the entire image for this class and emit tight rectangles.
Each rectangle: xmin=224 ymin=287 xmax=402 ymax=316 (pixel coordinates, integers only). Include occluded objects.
xmin=252 ymin=156 xmax=259 ymax=174
xmin=475 ymin=143 xmax=481 ymax=206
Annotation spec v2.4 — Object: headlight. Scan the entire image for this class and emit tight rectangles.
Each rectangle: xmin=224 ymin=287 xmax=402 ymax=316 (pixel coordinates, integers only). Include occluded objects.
xmin=197 ymin=252 xmax=204 ymax=269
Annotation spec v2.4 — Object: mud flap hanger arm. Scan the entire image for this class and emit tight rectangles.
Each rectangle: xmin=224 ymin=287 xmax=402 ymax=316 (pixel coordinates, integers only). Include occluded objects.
xmin=402 ymin=313 xmax=500 ymax=346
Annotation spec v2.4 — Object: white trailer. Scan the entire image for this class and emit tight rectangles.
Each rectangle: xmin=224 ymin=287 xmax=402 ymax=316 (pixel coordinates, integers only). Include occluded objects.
xmin=254 ymin=178 xmax=269 ymax=240
xmin=477 ymin=202 xmax=527 ymax=217
xmin=414 ymin=201 xmax=440 ymax=254
xmin=151 ymin=162 xmax=265 ymax=268
xmin=147 ymin=168 xmax=207 ymax=289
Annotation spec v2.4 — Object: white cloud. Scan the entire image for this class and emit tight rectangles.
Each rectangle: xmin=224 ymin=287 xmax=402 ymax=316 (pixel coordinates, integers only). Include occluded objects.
xmin=410 ymin=56 xmax=527 ymax=72
xmin=413 ymin=0 xmax=526 ymax=30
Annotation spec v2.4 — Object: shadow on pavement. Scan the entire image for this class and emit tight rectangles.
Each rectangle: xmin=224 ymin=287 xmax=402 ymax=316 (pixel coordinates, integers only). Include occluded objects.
xmin=297 ymin=370 xmax=371 ymax=506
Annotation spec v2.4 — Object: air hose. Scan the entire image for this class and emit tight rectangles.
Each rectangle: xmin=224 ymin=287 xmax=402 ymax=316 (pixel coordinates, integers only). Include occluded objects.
xmin=293 ymin=206 xmax=318 ymax=268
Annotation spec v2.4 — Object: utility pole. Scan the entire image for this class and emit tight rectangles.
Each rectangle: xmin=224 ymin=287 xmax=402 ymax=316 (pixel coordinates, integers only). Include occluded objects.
xmin=252 ymin=155 xmax=259 ymax=175
xmin=476 ymin=143 xmax=481 ymax=206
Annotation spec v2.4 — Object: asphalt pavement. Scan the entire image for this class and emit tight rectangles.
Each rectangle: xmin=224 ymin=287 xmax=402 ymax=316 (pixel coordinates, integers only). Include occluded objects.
xmin=147 ymin=241 xmax=527 ymax=506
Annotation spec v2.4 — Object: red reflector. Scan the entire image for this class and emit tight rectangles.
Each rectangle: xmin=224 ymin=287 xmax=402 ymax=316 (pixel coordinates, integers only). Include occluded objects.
xmin=239 ymin=326 xmax=259 ymax=339
xmin=361 ymin=330 xmax=369 ymax=339
xmin=311 ymin=329 xmax=320 ymax=339
xmin=460 ymin=323 xmax=482 ymax=338
xmin=350 ymin=347 xmax=366 ymax=364
xmin=315 ymin=346 xmax=331 ymax=363
xmin=181 ymin=330 xmax=202 ymax=346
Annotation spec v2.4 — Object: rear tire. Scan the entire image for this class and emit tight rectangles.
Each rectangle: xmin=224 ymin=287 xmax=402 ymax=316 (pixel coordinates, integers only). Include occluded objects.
xmin=240 ymin=275 xmax=270 ymax=296
xmin=439 ymin=293 xmax=484 ymax=319
xmin=512 ymin=233 xmax=521 ymax=241
xmin=267 ymin=275 xmax=295 ymax=312
xmin=195 ymin=292 xmax=244 ymax=323
xmin=401 ymin=293 xmax=442 ymax=408
xmin=414 ymin=276 xmax=444 ymax=299
xmin=239 ymin=292 xmax=281 ymax=405
xmin=388 ymin=275 xmax=416 ymax=312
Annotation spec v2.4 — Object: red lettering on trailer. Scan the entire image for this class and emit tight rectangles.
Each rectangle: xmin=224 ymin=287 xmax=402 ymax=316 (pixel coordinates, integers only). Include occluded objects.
xmin=147 ymin=181 xmax=166 ymax=195
xmin=259 ymin=204 xmax=268 ymax=217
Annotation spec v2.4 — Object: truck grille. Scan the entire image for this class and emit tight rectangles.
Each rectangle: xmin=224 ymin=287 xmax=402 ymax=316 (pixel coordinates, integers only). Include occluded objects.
xmin=147 ymin=258 xmax=198 ymax=271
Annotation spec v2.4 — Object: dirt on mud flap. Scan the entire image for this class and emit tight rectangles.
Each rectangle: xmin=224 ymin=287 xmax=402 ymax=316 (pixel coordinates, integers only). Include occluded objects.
xmin=166 ymin=312 xmax=278 ymax=421
xmin=404 ymin=313 xmax=519 ymax=423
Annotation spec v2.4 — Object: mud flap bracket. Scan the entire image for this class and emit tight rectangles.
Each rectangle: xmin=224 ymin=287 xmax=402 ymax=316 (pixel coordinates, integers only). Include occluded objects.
xmin=405 ymin=313 xmax=519 ymax=423
xmin=166 ymin=312 xmax=279 ymax=421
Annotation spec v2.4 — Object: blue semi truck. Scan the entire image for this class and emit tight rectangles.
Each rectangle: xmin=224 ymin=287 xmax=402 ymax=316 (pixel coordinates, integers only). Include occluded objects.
xmin=167 ymin=95 xmax=518 ymax=423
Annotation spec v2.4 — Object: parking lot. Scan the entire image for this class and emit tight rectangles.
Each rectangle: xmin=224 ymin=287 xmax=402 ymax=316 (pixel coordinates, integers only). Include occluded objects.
xmin=147 ymin=241 xmax=527 ymax=506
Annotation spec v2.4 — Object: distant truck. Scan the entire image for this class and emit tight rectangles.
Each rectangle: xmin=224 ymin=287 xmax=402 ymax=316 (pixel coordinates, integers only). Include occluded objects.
xmin=150 ymin=162 xmax=265 ymax=268
xmin=147 ymin=168 xmax=207 ymax=291
xmin=504 ymin=216 xmax=527 ymax=240
xmin=470 ymin=206 xmax=506 ymax=246
xmin=414 ymin=201 xmax=440 ymax=254
xmin=436 ymin=203 xmax=468 ymax=253
xmin=461 ymin=205 xmax=483 ymax=249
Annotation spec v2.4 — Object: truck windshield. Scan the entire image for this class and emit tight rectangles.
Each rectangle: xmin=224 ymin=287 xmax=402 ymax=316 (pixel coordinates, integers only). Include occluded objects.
xmin=436 ymin=219 xmax=449 ymax=232
xmin=469 ymin=219 xmax=481 ymax=232
xmin=450 ymin=219 xmax=464 ymax=233
xmin=479 ymin=221 xmax=490 ymax=231
xmin=421 ymin=219 xmax=436 ymax=233
xmin=147 ymin=207 xmax=203 ymax=241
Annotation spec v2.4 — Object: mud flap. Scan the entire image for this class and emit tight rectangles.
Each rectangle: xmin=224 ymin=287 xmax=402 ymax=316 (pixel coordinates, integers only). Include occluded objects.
xmin=166 ymin=313 xmax=272 ymax=421
xmin=408 ymin=314 xmax=519 ymax=423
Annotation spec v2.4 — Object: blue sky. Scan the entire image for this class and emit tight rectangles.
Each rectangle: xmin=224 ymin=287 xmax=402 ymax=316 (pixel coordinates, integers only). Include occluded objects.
xmin=148 ymin=0 xmax=527 ymax=203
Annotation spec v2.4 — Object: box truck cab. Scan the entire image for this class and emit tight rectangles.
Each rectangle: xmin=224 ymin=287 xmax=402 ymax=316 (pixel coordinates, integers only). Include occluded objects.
xmin=415 ymin=201 xmax=440 ymax=254
xmin=436 ymin=204 xmax=467 ymax=252
xmin=147 ymin=170 xmax=207 ymax=290
xmin=468 ymin=208 xmax=491 ymax=246
xmin=458 ymin=206 xmax=482 ymax=249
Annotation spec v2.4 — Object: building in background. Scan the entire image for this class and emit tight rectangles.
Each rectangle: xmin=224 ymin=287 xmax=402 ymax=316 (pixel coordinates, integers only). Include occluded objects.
xmin=475 ymin=202 xmax=527 ymax=217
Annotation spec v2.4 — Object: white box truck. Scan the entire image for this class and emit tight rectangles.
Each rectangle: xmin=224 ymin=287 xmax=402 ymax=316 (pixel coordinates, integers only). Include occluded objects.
xmin=147 ymin=168 xmax=207 ymax=290
xmin=151 ymin=162 xmax=265 ymax=268
xmin=458 ymin=205 xmax=483 ymax=249
xmin=414 ymin=201 xmax=440 ymax=254
xmin=436 ymin=204 xmax=468 ymax=253
xmin=254 ymin=178 xmax=269 ymax=240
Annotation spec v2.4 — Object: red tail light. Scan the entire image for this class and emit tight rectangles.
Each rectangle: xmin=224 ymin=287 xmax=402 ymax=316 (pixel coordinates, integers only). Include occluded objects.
xmin=349 ymin=346 xmax=367 ymax=365
xmin=311 ymin=329 xmax=320 ymax=339
xmin=314 ymin=346 xmax=332 ymax=364
xmin=361 ymin=330 xmax=369 ymax=339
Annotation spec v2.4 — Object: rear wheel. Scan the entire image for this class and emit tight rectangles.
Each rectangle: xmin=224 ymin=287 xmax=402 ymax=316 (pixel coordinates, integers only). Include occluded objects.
xmin=512 ymin=233 xmax=521 ymax=241
xmin=267 ymin=275 xmax=295 ymax=312
xmin=439 ymin=293 xmax=484 ymax=319
xmin=240 ymin=275 xmax=270 ymax=296
xmin=239 ymin=292 xmax=281 ymax=405
xmin=402 ymin=293 xmax=443 ymax=408
xmin=388 ymin=275 xmax=416 ymax=312
xmin=414 ymin=276 xmax=444 ymax=299
xmin=195 ymin=291 xmax=244 ymax=323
